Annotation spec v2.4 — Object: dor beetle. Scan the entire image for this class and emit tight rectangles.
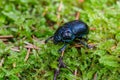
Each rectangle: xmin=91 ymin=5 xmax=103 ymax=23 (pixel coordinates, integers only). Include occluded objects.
xmin=45 ymin=20 xmax=89 ymax=53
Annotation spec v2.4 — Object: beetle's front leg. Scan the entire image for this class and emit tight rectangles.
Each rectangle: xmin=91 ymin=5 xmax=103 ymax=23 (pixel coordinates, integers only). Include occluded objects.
xmin=58 ymin=44 xmax=67 ymax=53
xmin=45 ymin=36 xmax=53 ymax=43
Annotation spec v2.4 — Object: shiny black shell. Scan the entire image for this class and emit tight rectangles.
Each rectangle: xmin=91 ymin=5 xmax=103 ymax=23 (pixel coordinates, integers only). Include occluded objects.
xmin=53 ymin=20 xmax=89 ymax=44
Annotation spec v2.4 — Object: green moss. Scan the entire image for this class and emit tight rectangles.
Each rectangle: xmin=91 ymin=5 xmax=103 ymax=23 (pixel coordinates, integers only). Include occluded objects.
xmin=0 ymin=0 xmax=120 ymax=80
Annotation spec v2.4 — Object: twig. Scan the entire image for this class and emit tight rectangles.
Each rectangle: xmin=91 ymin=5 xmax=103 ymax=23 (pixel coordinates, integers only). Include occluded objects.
xmin=25 ymin=45 xmax=39 ymax=50
xmin=74 ymin=69 xmax=77 ymax=76
xmin=74 ymin=69 xmax=77 ymax=80
xmin=75 ymin=12 xmax=80 ymax=20
xmin=24 ymin=48 xmax=31 ymax=62
xmin=0 ymin=58 xmax=4 ymax=67
xmin=42 ymin=7 xmax=48 ymax=16
xmin=17 ymin=73 xmax=21 ymax=78
xmin=13 ymin=62 xmax=16 ymax=68
xmin=111 ymin=46 xmax=116 ymax=51
xmin=0 ymin=39 xmax=8 ymax=42
xmin=90 ymin=27 xmax=96 ymax=31
xmin=0 ymin=35 xmax=13 ymax=39
xmin=93 ymin=73 xmax=97 ymax=80
xmin=58 ymin=1 xmax=62 ymax=12
xmin=11 ymin=47 xmax=20 ymax=52
xmin=24 ymin=42 xmax=39 ymax=62
xmin=24 ymin=42 xmax=39 ymax=50
xmin=57 ymin=1 xmax=62 ymax=26
xmin=78 ymin=0 xmax=84 ymax=3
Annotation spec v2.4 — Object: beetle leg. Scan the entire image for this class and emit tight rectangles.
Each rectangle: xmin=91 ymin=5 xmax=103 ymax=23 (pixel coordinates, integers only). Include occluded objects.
xmin=58 ymin=57 xmax=73 ymax=73
xmin=82 ymin=35 xmax=88 ymax=41
xmin=54 ymin=69 xmax=60 ymax=80
xmin=79 ymin=40 xmax=94 ymax=49
xmin=79 ymin=40 xmax=89 ymax=48
xmin=58 ymin=44 xmax=67 ymax=53
xmin=54 ymin=56 xmax=72 ymax=80
xmin=45 ymin=36 xmax=53 ymax=43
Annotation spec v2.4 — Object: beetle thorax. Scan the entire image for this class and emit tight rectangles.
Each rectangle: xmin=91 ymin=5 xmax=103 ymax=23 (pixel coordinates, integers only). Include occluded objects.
xmin=61 ymin=29 xmax=75 ymax=42
xmin=62 ymin=29 xmax=71 ymax=38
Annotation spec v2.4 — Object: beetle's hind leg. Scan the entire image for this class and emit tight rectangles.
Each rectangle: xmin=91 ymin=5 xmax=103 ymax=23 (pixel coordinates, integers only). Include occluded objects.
xmin=82 ymin=35 xmax=88 ymax=41
xmin=79 ymin=40 xmax=89 ymax=48
xmin=78 ymin=35 xmax=88 ymax=41
xmin=58 ymin=44 xmax=67 ymax=53
xmin=45 ymin=36 xmax=54 ymax=43
xmin=78 ymin=39 xmax=93 ymax=49
xmin=77 ymin=35 xmax=89 ymax=48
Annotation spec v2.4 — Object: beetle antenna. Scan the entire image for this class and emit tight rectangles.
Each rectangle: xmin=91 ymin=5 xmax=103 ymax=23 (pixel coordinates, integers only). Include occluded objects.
xmin=45 ymin=36 xmax=53 ymax=43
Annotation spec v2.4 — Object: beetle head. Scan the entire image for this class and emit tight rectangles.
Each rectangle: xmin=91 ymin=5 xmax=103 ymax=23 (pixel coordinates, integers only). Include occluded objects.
xmin=53 ymin=35 xmax=61 ymax=44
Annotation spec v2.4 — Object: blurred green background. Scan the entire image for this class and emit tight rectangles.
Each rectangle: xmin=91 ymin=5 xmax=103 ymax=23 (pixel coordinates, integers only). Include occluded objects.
xmin=0 ymin=0 xmax=120 ymax=80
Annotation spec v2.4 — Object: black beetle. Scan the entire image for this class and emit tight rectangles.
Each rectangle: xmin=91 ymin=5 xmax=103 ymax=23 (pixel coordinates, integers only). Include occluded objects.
xmin=45 ymin=20 xmax=89 ymax=53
